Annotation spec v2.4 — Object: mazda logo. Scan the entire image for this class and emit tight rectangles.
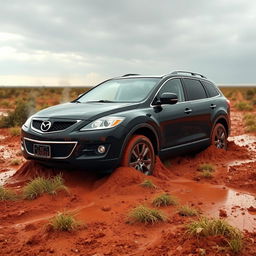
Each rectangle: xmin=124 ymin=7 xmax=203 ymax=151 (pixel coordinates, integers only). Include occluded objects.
xmin=40 ymin=121 xmax=52 ymax=132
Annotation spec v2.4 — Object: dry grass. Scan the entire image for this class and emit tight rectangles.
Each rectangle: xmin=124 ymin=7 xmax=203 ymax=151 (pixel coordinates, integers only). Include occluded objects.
xmin=23 ymin=175 xmax=68 ymax=200
xmin=187 ymin=217 xmax=243 ymax=254
xmin=140 ymin=179 xmax=157 ymax=189
xmin=178 ymin=205 xmax=200 ymax=217
xmin=128 ymin=205 xmax=167 ymax=224
xmin=49 ymin=212 xmax=80 ymax=231
xmin=152 ymin=193 xmax=178 ymax=207
xmin=0 ymin=186 xmax=17 ymax=201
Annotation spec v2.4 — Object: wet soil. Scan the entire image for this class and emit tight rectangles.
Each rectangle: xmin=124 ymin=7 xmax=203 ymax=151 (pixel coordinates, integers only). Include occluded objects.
xmin=0 ymin=107 xmax=255 ymax=256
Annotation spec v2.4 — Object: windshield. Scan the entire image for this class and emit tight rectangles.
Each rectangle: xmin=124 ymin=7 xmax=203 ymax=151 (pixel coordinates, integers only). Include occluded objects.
xmin=78 ymin=78 xmax=160 ymax=103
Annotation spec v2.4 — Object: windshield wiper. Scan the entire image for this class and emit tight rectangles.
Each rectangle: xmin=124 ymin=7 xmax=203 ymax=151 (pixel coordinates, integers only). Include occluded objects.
xmin=86 ymin=100 xmax=114 ymax=103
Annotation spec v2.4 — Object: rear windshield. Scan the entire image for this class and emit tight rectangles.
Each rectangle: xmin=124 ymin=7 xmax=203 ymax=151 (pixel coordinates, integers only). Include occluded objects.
xmin=78 ymin=78 xmax=160 ymax=103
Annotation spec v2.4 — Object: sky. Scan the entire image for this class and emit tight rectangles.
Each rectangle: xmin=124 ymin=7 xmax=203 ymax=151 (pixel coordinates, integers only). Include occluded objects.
xmin=0 ymin=0 xmax=256 ymax=86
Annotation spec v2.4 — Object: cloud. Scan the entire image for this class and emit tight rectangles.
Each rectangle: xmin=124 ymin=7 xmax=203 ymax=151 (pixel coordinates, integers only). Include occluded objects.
xmin=0 ymin=0 xmax=256 ymax=85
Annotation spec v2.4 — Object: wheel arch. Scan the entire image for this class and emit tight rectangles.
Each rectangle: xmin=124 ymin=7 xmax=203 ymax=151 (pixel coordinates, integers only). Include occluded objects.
xmin=213 ymin=115 xmax=230 ymax=137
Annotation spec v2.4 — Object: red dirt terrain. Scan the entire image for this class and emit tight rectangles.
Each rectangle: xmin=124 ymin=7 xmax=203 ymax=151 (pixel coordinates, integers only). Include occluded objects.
xmin=0 ymin=105 xmax=256 ymax=256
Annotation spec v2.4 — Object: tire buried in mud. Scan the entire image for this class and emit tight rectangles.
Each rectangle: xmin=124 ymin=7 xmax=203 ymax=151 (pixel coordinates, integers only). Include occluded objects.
xmin=121 ymin=135 xmax=155 ymax=175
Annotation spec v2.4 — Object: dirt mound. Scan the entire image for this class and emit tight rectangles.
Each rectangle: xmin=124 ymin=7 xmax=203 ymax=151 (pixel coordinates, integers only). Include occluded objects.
xmin=7 ymin=161 xmax=64 ymax=186
xmin=95 ymin=167 xmax=146 ymax=194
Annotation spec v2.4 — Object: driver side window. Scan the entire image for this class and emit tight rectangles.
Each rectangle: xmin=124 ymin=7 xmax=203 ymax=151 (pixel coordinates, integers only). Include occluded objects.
xmin=157 ymin=78 xmax=185 ymax=102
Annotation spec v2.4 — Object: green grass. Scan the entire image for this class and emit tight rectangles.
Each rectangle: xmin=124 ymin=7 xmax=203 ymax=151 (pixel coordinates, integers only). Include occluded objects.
xmin=234 ymin=101 xmax=253 ymax=111
xmin=23 ymin=175 xmax=68 ymax=200
xmin=243 ymin=114 xmax=256 ymax=133
xmin=140 ymin=179 xmax=157 ymax=189
xmin=49 ymin=212 xmax=80 ymax=231
xmin=152 ymin=193 xmax=178 ymax=207
xmin=178 ymin=205 xmax=200 ymax=217
xmin=0 ymin=186 xmax=17 ymax=201
xmin=10 ymin=158 xmax=21 ymax=166
xmin=198 ymin=163 xmax=215 ymax=172
xmin=199 ymin=170 xmax=214 ymax=179
xmin=9 ymin=127 xmax=21 ymax=136
xmin=128 ymin=205 xmax=167 ymax=224
xmin=187 ymin=217 xmax=243 ymax=254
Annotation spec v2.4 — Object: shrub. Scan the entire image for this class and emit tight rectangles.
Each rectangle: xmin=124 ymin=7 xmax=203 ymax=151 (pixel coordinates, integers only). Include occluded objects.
xmin=49 ymin=212 xmax=80 ymax=231
xmin=23 ymin=175 xmax=68 ymax=200
xmin=178 ymin=205 xmax=199 ymax=216
xmin=234 ymin=102 xmax=253 ymax=111
xmin=140 ymin=179 xmax=157 ymax=189
xmin=0 ymin=101 xmax=30 ymax=128
xmin=128 ymin=205 xmax=167 ymax=224
xmin=152 ymin=193 xmax=178 ymax=207
xmin=0 ymin=186 xmax=17 ymax=201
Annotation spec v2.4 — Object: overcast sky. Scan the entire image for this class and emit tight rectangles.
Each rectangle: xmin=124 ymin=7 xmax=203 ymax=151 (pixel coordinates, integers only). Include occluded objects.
xmin=1 ymin=0 xmax=256 ymax=86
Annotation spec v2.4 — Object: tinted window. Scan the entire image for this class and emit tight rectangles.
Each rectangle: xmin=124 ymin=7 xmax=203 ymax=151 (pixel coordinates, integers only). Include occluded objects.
xmin=183 ymin=79 xmax=207 ymax=101
xmin=157 ymin=78 xmax=185 ymax=102
xmin=79 ymin=78 xmax=160 ymax=103
xmin=202 ymin=81 xmax=219 ymax=97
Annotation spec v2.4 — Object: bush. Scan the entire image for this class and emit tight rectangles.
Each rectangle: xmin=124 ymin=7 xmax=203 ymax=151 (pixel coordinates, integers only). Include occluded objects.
xmin=152 ymin=193 xmax=178 ymax=207
xmin=49 ymin=212 xmax=80 ymax=231
xmin=128 ymin=205 xmax=167 ymax=224
xmin=23 ymin=175 xmax=68 ymax=200
xmin=234 ymin=102 xmax=253 ymax=111
xmin=0 ymin=101 xmax=31 ymax=128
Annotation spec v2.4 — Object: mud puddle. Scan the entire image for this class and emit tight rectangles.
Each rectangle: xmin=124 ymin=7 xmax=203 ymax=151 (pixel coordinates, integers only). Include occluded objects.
xmin=170 ymin=179 xmax=256 ymax=232
xmin=229 ymin=134 xmax=256 ymax=152
xmin=0 ymin=169 xmax=16 ymax=186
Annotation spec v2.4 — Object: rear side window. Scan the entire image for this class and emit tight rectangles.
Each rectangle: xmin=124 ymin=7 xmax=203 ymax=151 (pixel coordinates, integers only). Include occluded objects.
xmin=182 ymin=79 xmax=207 ymax=101
xmin=202 ymin=81 xmax=219 ymax=97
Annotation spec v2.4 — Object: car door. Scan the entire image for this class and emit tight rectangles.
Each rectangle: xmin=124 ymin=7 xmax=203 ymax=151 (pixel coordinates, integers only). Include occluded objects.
xmin=153 ymin=78 xmax=194 ymax=149
xmin=181 ymin=78 xmax=212 ymax=141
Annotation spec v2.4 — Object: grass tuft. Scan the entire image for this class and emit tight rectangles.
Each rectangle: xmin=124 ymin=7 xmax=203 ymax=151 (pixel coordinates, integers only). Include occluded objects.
xmin=152 ymin=193 xmax=178 ymax=207
xmin=178 ymin=205 xmax=199 ymax=217
xmin=243 ymin=114 xmax=256 ymax=133
xmin=200 ymin=170 xmax=214 ymax=179
xmin=198 ymin=163 xmax=215 ymax=172
xmin=49 ymin=212 xmax=80 ymax=231
xmin=187 ymin=217 xmax=243 ymax=254
xmin=0 ymin=186 xmax=17 ymax=201
xmin=128 ymin=205 xmax=167 ymax=224
xmin=140 ymin=179 xmax=157 ymax=189
xmin=23 ymin=174 xmax=68 ymax=200
xmin=10 ymin=158 xmax=21 ymax=166
xmin=9 ymin=127 xmax=21 ymax=136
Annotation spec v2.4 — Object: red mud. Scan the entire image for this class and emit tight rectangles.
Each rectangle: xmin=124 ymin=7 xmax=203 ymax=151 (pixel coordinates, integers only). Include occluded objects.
xmin=0 ymin=107 xmax=256 ymax=255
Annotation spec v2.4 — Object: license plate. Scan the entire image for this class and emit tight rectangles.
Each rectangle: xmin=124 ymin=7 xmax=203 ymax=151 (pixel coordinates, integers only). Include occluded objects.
xmin=33 ymin=144 xmax=51 ymax=158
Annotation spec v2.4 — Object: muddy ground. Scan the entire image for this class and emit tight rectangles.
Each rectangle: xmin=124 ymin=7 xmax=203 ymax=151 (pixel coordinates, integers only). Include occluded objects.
xmin=0 ymin=105 xmax=256 ymax=256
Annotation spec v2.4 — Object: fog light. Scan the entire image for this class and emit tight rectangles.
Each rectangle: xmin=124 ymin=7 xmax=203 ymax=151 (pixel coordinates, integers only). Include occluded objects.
xmin=97 ymin=145 xmax=106 ymax=154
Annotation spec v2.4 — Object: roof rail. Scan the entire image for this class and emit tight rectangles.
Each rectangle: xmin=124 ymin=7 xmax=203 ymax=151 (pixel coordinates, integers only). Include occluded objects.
xmin=122 ymin=73 xmax=140 ymax=77
xmin=170 ymin=71 xmax=206 ymax=79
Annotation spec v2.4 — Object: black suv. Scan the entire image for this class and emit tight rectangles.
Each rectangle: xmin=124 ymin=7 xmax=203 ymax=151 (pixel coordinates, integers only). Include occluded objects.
xmin=21 ymin=71 xmax=230 ymax=175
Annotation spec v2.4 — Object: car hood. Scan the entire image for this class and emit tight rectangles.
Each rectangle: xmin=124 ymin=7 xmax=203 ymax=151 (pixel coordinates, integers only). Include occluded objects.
xmin=33 ymin=102 xmax=140 ymax=120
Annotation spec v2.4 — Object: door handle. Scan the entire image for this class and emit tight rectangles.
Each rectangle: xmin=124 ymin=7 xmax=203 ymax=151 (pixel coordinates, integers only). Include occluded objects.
xmin=210 ymin=104 xmax=216 ymax=109
xmin=184 ymin=108 xmax=192 ymax=114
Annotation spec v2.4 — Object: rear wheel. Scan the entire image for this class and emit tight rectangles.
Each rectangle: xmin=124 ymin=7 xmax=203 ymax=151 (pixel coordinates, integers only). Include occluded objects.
xmin=211 ymin=123 xmax=227 ymax=150
xmin=121 ymin=135 xmax=155 ymax=175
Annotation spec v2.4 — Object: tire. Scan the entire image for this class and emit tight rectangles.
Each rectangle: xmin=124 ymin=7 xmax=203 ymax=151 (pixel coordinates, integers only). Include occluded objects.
xmin=121 ymin=135 xmax=155 ymax=175
xmin=211 ymin=123 xmax=228 ymax=150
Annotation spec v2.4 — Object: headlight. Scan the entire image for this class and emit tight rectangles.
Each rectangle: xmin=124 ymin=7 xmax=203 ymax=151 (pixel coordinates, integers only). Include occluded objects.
xmin=22 ymin=116 xmax=33 ymax=128
xmin=80 ymin=116 xmax=125 ymax=131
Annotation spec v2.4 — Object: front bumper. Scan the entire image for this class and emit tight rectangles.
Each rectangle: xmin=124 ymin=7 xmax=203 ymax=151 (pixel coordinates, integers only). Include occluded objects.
xmin=21 ymin=124 xmax=127 ymax=170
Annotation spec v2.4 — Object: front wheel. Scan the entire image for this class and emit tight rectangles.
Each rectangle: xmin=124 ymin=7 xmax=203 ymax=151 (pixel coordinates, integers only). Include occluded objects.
xmin=211 ymin=123 xmax=228 ymax=150
xmin=121 ymin=135 xmax=155 ymax=175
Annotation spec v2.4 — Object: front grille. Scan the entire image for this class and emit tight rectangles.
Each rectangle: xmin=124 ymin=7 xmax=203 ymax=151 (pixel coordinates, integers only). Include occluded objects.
xmin=32 ymin=120 xmax=77 ymax=132
xmin=24 ymin=138 xmax=77 ymax=159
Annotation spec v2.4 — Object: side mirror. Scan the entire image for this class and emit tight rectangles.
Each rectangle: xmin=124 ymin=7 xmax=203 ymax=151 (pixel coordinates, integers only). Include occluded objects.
xmin=159 ymin=92 xmax=178 ymax=105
